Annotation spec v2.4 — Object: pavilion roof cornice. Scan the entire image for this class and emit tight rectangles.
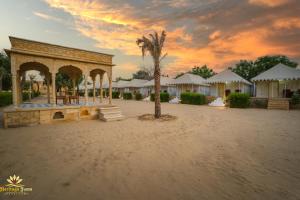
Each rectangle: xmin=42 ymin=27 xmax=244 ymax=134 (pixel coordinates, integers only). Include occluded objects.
xmin=5 ymin=49 xmax=115 ymax=67
xmin=5 ymin=36 xmax=114 ymax=66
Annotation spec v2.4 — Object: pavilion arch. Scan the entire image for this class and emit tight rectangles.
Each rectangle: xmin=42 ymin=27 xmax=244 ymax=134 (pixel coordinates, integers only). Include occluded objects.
xmin=17 ymin=62 xmax=52 ymax=104
xmin=58 ymin=65 xmax=83 ymax=81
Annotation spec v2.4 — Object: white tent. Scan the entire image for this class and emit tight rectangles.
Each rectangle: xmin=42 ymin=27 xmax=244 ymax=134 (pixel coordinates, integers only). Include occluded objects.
xmin=123 ymin=79 xmax=148 ymax=88
xmin=251 ymin=63 xmax=300 ymax=81
xmin=169 ymin=73 xmax=210 ymax=96
xmin=206 ymin=69 xmax=251 ymax=97
xmin=170 ymin=73 xmax=209 ymax=86
xmin=251 ymin=64 xmax=300 ymax=98
xmin=142 ymin=77 xmax=176 ymax=96
xmin=206 ymin=69 xmax=251 ymax=85
xmin=143 ymin=77 xmax=174 ymax=87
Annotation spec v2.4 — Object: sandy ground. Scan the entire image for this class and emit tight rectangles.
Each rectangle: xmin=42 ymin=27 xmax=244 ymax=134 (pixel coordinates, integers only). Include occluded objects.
xmin=0 ymin=100 xmax=300 ymax=200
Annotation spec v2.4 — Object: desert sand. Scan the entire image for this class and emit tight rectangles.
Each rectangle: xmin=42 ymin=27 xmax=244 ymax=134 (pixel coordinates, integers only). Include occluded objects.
xmin=0 ymin=100 xmax=300 ymax=200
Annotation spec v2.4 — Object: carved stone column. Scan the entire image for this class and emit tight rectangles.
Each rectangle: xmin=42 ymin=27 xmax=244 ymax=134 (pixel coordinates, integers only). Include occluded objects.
xmin=51 ymin=72 xmax=56 ymax=106
xmin=16 ymin=71 xmax=22 ymax=105
xmin=92 ymin=76 xmax=96 ymax=103
xmin=46 ymin=74 xmax=50 ymax=104
xmin=99 ymin=73 xmax=104 ymax=103
xmin=12 ymin=74 xmax=18 ymax=107
xmin=11 ymin=56 xmax=18 ymax=107
xmin=84 ymin=72 xmax=89 ymax=105
xmin=108 ymin=71 xmax=112 ymax=105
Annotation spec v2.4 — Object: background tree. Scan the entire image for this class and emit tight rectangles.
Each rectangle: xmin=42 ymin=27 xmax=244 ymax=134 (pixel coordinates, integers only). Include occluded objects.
xmin=0 ymin=52 xmax=11 ymax=91
xmin=232 ymin=60 xmax=254 ymax=81
xmin=28 ymin=74 xmax=36 ymax=101
xmin=190 ymin=65 xmax=216 ymax=78
xmin=55 ymin=72 xmax=72 ymax=92
xmin=233 ymin=55 xmax=298 ymax=81
xmin=132 ymin=69 xmax=152 ymax=80
xmin=254 ymin=55 xmax=298 ymax=72
xmin=175 ymin=72 xmax=184 ymax=78
xmin=137 ymin=31 xmax=167 ymax=118
xmin=116 ymin=77 xmax=131 ymax=81
xmin=0 ymin=66 xmax=6 ymax=91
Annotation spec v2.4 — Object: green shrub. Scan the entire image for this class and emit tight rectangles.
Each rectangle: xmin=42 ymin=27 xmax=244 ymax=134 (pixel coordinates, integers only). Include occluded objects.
xmin=228 ymin=93 xmax=250 ymax=108
xmin=0 ymin=91 xmax=12 ymax=106
xmin=150 ymin=93 xmax=155 ymax=102
xmin=160 ymin=92 xmax=170 ymax=102
xmin=180 ymin=92 xmax=206 ymax=105
xmin=150 ymin=92 xmax=170 ymax=102
xmin=135 ymin=92 xmax=143 ymax=101
xmin=33 ymin=91 xmax=40 ymax=98
xmin=22 ymin=92 xmax=30 ymax=101
xmin=123 ymin=92 xmax=133 ymax=100
xmin=112 ymin=91 xmax=120 ymax=99
xmin=291 ymin=92 xmax=300 ymax=105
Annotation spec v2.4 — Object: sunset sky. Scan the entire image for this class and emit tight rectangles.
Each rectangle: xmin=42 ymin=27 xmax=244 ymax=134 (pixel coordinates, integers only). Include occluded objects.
xmin=0 ymin=0 xmax=300 ymax=79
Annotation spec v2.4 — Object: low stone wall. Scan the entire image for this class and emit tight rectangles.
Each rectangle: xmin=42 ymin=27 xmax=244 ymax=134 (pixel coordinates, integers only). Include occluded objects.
xmin=249 ymin=97 xmax=268 ymax=109
xmin=2 ymin=105 xmax=100 ymax=128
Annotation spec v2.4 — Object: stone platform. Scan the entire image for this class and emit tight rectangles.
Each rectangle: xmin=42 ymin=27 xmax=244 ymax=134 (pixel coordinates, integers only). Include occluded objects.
xmin=2 ymin=103 xmax=124 ymax=128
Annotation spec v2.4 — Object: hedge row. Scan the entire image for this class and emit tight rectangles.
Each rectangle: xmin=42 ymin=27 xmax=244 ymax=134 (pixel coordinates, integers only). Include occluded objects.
xmin=180 ymin=92 xmax=206 ymax=105
xmin=123 ymin=92 xmax=133 ymax=100
xmin=0 ymin=91 xmax=41 ymax=107
xmin=112 ymin=91 xmax=120 ymax=99
xmin=0 ymin=91 xmax=12 ymax=106
xmin=291 ymin=92 xmax=300 ymax=105
xmin=228 ymin=93 xmax=250 ymax=108
xmin=22 ymin=91 xmax=40 ymax=101
xmin=150 ymin=92 xmax=170 ymax=102
xmin=135 ymin=92 xmax=143 ymax=101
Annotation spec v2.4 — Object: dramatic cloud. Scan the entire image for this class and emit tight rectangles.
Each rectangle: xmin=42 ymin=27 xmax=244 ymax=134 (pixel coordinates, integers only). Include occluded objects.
xmin=248 ymin=0 xmax=289 ymax=7
xmin=45 ymin=0 xmax=300 ymax=76
xmin=33 ymin=11 xmax=63 ymax=23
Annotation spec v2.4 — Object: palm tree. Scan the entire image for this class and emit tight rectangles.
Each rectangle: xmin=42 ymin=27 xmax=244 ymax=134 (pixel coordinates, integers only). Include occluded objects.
xmin=137 ymin=31 xmax=167 ymax=118
xmin=28 ymin=74 xmax=36 ymax=102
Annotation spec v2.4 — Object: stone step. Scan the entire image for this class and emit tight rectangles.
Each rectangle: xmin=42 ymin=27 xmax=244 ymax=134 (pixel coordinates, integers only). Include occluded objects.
xmin=268 ymin=99 xmax=289 ymax=110
xmin=99 ymin=106 xmax=124 ymax=122
xmin=103 ymin=115 xmax=125 ymax=122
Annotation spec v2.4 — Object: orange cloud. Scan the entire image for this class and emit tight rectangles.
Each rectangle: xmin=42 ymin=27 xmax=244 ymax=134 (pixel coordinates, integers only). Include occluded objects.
xmin=248 ymin=0 xmax=289 ymax=7
xmin=273 ymin=17 xmax=300 ymax=29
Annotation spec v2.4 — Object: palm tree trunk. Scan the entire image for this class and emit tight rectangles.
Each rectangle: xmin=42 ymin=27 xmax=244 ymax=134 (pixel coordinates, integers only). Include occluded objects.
xmin=154 ymin=59 xmax=161 ymax=118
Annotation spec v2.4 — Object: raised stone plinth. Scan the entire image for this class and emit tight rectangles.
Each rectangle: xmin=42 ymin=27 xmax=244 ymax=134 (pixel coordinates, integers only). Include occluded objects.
xmin=2 ymin=104 xmax=124 ymax=128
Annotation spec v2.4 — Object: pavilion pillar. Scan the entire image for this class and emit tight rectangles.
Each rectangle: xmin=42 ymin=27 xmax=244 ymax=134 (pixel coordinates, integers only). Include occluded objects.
xmin=16 ymin=71 xmax=22 ymax=104
xmin=84 ymin=72 xmax=89 ymax=105
xmin=12 ymin=74 xmax=18 ymax=107
xmin=72 ymin=78 xmax=76 ymax=96
xmin=46 ymin=74 xmax=50 ymax=104
xmin=99 ymin=73 xmax=104 ymax=103
xmin=51 ymin=72 xmax=56 ymax=106
xmin=92 ymin=76 xmax=96 ymax=103
xmin=108 ymin=72 xmax=112 ymax=105
xmin=11 ymin=56 xmax=19 ymax=108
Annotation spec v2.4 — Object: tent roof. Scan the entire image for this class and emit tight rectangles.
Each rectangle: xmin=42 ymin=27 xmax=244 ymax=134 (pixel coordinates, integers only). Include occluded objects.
xmin=120 ymin=79 xmax=148 ymax=88
xmin=143 ymin=76 xmax=174 ymax=87
xmin=170 ymin=73 xmax=209 ymax=86
xmin=102 ymin=81 xmax=118 ymax=89
xmin=251 ymin=63 xmax=300 ymax=81
xmin=206 ymin=69 xmax=252 ymax=85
